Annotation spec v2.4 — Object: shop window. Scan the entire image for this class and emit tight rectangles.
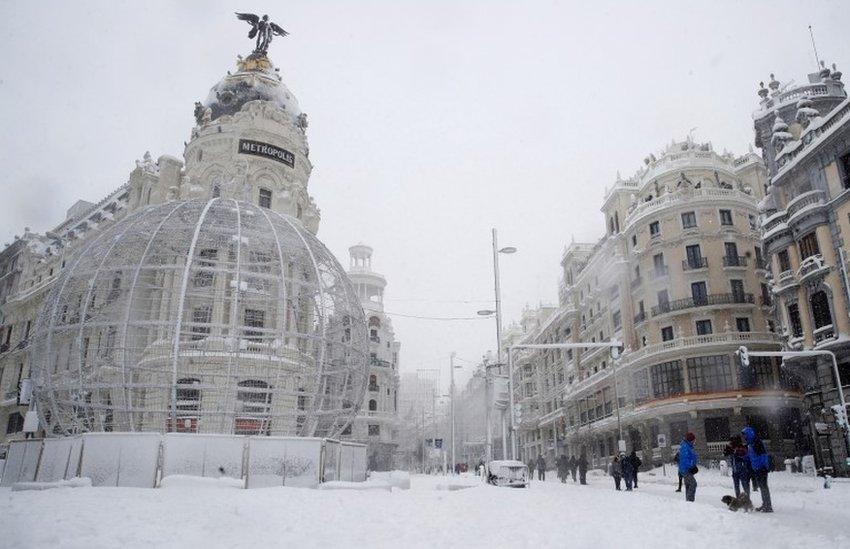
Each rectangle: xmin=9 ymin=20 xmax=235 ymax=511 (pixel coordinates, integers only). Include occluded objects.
xmin=651 ymin=360 xmax=684 ymax=398
xmin=704 ymin=417 xmax=730 ymax=441
xmin=687 ymin=355 xmax=732 ymax=392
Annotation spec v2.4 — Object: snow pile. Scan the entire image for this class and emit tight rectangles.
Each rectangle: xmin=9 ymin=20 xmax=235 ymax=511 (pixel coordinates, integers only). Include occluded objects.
xmin=368 ymin=470 xmax=411 ymax=490
xmin=159 ymin=475 xmax=244 ymax=490
xmin=1 ymin=472 xmax=848 ymax=548
xmin=11 ymin=477 xmax=92 ymax=492
xmin=318 ymin=480 xmax=392 ymax=492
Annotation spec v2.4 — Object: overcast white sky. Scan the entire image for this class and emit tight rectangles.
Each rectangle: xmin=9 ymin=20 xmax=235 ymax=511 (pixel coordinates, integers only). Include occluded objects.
xmin=1 ymin=1 xmax=849 ymax=390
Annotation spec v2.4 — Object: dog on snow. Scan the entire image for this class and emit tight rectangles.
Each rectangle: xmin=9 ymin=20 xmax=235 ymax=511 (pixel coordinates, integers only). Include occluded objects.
xmin=721 ymin=493 xmax=754 ymax=512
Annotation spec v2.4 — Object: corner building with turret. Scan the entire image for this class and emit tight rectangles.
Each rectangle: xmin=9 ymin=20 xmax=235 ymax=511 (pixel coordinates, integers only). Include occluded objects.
xmin=513 ymin=139 xmax=807 ymax=472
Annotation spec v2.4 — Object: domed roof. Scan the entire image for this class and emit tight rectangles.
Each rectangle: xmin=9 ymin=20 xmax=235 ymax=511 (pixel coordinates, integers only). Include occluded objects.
xmin=204 ymin=56 xmax=301 ymax=123
xmin=30 ymin=198 xmax=368 ymax=438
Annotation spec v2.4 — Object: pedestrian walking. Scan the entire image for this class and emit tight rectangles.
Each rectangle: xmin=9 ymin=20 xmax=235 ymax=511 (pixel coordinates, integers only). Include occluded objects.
xmin=621 ymin=452 xmax=634 ymax=491
xmin=569 ymin=455 xmax=578 ymax=482
xmin=628 ymin=450 xmax=642 ymax=488
xmin=557 ymin=454 xmax=569 ymax=483
xmin=742 ymin=426 xmax=773 ymax=512
xmin=578 ymin=453 xmax=588 ymax=485
xmin=724 ymin=435 xmax=751 ymax=498
xmin=537 ymin=455 xmax=546 ymax=481
xmin=678 ymin=432 xmax=699 ymax=502
xmin=527 ymin=459 xmax=535 ymax=481
xmin=611 ymin=454 xmax=622 ymax=490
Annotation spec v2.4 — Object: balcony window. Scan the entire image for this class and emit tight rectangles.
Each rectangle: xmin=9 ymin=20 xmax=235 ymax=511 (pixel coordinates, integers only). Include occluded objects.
xmin=731 ymin=280 xmax=745 ymax=302
xmin=684 ymin=245 xmax=706 ymax=269
xmin=651 ymin=360 xmax=683 ymax=398
xmin=649 ymin=221 xmax=660 ymax=237
xmin=787 ymin=303 xmax=803 ymax=338
xmin=687 ymin=355 xmax=733 ymax=393
xmin=368 ymin=399 xmax=377 ymax=411
xmin=368 ymin=424 xmax=380 ymax=436
xmin=681 ymin=211 xmax=697 ymax=229
xmin=799 ymin=232 xmax=820 ymax=261
xmin=661 ymin=325 xmax=674 ymax=342
xmin=741 ymin=356 xmax=776 ymax=389
xmin=691 ymin=282 xmax=708 ymax=305
xmin=657 ymin=289 xmax=669 ymax=310
xmin=719 ymin=209 xmax=733 ymax=226
xmin=778 ymin=249 xmax=791 ymax=272
xmin=810 ymin=290 xmax=833 ymax=329
xmin=735 ymin=317 xmax=751 ymax=332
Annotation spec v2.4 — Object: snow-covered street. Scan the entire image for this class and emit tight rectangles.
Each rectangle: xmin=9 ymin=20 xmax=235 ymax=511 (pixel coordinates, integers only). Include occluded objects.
xmin=2 ymin=469 xmax=848 ymax=548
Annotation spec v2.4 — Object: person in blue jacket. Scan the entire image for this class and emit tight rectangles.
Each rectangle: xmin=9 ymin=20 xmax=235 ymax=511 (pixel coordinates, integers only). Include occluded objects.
xmin=742 ymin=426 xmax=773 ymax=512
xmin=678 ymin=432 xmax=699 ymax=502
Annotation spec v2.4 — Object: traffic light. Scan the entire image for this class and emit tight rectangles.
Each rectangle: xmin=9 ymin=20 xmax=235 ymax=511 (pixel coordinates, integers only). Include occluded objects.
xmin=514 ymin=403 xmax=523 ymax=424
xmin=610 ymin=340 xmax=625 ymax=360
xmin=736 ymin=346 xmax=750 ymax=367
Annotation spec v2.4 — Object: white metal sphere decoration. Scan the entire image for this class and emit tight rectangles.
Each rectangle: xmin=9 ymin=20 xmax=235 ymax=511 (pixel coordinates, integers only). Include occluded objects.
xmin=30 ymin=199 xmax=368 ymax=438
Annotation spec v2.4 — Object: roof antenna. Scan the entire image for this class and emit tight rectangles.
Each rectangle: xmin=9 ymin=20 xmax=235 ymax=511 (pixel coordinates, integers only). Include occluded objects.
xmin=809 ymin=25 xmax=821 ymax=70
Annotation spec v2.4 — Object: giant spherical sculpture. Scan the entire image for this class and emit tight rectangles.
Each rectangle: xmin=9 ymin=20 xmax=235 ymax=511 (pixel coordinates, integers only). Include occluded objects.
xmin=30 ymin=199 xmax=368 ymax=438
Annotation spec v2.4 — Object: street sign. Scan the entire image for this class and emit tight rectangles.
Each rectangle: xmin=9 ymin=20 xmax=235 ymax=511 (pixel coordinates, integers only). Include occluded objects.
xmin=657 ymin=434 xmax=668 ymax=448
xmin=435 ymin=438 xmax=443 ymax=449
xmin=425 ymin=438 xmax=433 ymax=447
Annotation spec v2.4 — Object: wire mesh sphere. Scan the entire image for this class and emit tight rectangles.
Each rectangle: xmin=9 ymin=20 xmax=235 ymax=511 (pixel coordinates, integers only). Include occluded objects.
xmin=30 ymin=198 xmax=368 ymax=438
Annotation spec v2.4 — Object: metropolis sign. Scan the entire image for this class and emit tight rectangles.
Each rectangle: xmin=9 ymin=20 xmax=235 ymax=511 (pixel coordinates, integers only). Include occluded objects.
xmin=238 ymin=139 xmax=295 ymax=168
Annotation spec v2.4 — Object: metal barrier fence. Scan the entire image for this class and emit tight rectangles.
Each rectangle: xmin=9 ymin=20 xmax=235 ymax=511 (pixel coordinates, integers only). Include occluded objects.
xmin=0 ymin=433 xmax=366 ymax=489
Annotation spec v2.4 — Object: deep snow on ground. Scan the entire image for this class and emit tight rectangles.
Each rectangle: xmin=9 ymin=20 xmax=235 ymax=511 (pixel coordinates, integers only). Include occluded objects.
xmin=1 ymin=470 xmax=848 ymax=549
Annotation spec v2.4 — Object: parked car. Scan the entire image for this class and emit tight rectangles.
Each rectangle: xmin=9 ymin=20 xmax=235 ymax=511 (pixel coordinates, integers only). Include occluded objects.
xmin=486 ymin=460 xmax=529 ymax=488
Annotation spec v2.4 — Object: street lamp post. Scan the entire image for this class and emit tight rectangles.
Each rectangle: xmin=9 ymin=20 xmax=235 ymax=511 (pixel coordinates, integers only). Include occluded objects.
xmin=449 ymin=352 xmax=462 ymax=473
xmin=738 ymin=347 xmax=850 ymax=460
xmin=477 ymin=228 xmax=516 ymax=462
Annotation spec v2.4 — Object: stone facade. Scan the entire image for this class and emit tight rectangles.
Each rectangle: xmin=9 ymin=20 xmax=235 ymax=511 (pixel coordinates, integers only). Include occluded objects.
xmin=755 ymin=62 xmax=850 ymax=474
xmin=513 ymin=139 xmax=802 ymax=473
xmin=0 ymin=52 xmax=332 ymax=451
xmin=342 ymin=245 xmax=401 ymax=470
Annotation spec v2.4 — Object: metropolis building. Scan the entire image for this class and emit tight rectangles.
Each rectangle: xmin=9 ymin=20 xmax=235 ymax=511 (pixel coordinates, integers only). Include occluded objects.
xmin=0 ymin=36 xmax=370 ymax=449
xmin=513 ymin=138 xmax=803 ymax=470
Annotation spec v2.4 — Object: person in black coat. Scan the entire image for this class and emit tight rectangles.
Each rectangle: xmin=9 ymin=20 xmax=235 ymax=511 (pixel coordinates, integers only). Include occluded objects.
xmin=578 ymin=453 xmax=588 ymax=485
xmin=569 ymin=455 xmax=578 ymax=482
xmin=628 ymin=450 xmax=642 ymax=488
xmin=621 ymin=452 xmax=634 ymax=490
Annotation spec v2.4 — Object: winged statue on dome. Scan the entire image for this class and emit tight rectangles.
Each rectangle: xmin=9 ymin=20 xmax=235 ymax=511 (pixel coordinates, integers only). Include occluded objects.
xmin=235 ymin=13 xmax=289 ymax=56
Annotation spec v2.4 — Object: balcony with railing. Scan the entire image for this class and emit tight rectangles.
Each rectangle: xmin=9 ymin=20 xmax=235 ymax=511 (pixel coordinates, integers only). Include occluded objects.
xmin=774 ymin=269 xmax=798 ymax=293
xmin=370 ymin=357 xmax=392 ymax=368
xmin=651 ymin=292 xmax=754 ymax=316
xmin=622 ymin=331 xmax=781 ymax=367
xmin=786 ymin=190 xmax=826 ymax=221
xmin=813 ymin=324 xmax=837 ymax=345
xmin=798 ymin=254 xmax=830 ymax=283
xmin=722 ymin=256 xmax=748 ymax=268
xmin=682 ymin=257 xmax=709 ymax=271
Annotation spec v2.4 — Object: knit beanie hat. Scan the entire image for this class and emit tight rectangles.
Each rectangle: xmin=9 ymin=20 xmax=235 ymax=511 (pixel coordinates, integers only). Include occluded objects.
xmin=685 ymin=432 xmax=696 ymax=442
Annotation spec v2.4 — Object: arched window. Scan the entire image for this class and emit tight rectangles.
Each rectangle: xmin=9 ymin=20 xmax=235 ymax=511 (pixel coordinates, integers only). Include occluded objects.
xmin=810 ymin=291 xmax=833 ymax=329
xmin=212 ymin=185 xmax=220 ymax=198
xmin=235 ymin=380 xmax=272 ymax=435
xmin=369 ymin=316 xmax=381 ymax=328
xmin=368 ymin=399 xmax=377 ymax=412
